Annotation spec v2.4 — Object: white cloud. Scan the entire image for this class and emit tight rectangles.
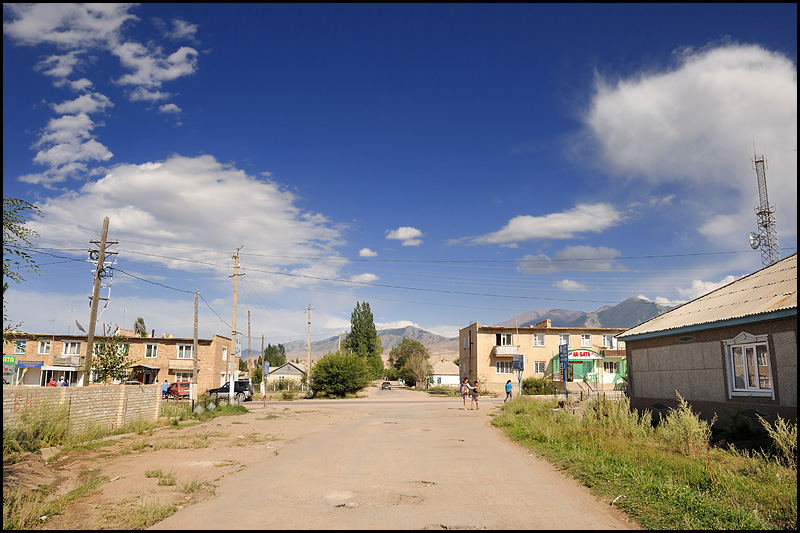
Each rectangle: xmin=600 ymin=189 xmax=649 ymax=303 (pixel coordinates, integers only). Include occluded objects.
xmin=158 ymin=103 xmax=181 ymax=114
xmin=113 ymin=42 xmax=199 ymax=88
xmin=350 ymin=273 xmax=378 ymax=284
xmin=359 ymin=248 xmax=378 ymax=257
xmin=386 ymin=226 xmax=424 ymax=246
xmin=2 ymin=3 xmax=136 ymax=47
xmin=583 ymin=42 xmax=797 ymax=248
xmin=517 ymin=245 xmax=623 ymax=273
xmin=470 ymin=204 xmax=623 ymax=246
xmin=677 ymin=275 xmax=737 ymax=301
xmin=376 ymin=320 xmax=419 ymax=330
xmin=34 ymin=52 xmax=83 ymax=81
xmin=167 ymin=19 xmax=198 ymax=41
xmin=555 ymin=279 xmax=588 ymax=291
xmin=51 ymin=93 xmax=113 ymax=115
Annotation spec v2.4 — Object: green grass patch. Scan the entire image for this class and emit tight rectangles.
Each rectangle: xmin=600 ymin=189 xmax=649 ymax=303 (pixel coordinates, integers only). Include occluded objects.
xmin=492 ymin=396 xmax=796 ymax=530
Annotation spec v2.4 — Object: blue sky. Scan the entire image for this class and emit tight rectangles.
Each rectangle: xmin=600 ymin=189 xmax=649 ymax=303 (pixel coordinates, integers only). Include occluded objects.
xmin=3 ymin=4 xmax=797 ymax=347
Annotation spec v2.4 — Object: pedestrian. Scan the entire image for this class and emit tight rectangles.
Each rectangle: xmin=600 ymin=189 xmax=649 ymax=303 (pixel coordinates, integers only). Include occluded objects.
xmin=162 ymin=379 xmax=169 ymax=399
xmin=460 ymin=377 xmax=470 ymax=410
xmin=504 ymin=380 xmax=513 ymax=402
xmin=63 ymin=378 xmax=70 ymax=387
xmin=48 ymin=377 xmax=56 ymax=387
xmin=470 ymin=380 xmax=480 ymax=410
xmin=58 ymin=376 xmax=65 ymax=387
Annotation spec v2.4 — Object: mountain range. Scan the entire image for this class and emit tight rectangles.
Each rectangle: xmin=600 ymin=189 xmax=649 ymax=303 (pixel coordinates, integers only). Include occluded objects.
xmin=246 ymin=297 xmax=673 ymax=364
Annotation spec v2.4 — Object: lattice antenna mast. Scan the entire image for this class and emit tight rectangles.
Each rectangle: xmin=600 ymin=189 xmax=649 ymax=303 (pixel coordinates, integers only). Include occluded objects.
xmin=752 ymin=153 xmax=779 ymax=266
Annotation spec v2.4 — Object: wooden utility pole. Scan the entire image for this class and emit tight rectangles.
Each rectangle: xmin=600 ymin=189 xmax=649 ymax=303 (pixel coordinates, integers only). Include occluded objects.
xmin=83 ymin=216 xmax=109 ymax=384
xmin=248 ymin=310 xmax=252 ymax=377
xmin=230 ymin=246 xmax=243 ymax=401
xmin=305 ymin=304 xmax=312 ymax=398
xmin=193 ymin=290 xmax=199 ymax=400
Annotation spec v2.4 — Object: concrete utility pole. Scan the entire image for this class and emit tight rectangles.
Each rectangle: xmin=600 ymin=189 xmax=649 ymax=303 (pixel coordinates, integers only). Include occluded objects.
xmin=192 ymin=290 xmax=199 ymax=400
xmin=83 ymin=216 xmax=109 ymax=384
xmin=230 ymin=246 xmax=244 ymax=402
xmin=306 ymin=304 xmax=312 ymax=398
xmin=248 ymin=309 xmax=252 ymax=377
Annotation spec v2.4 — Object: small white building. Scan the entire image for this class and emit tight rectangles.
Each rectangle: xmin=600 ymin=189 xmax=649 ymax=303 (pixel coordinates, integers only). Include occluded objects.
xmin=430 ymin=359 xmax=460 ymax=388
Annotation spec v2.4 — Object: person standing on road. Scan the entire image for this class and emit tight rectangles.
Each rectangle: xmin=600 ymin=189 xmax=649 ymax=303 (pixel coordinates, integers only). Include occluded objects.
xmin=461 ymin=377 xmax=470 ymax=410
xmin=470 ymin=380 xmax=480 ymax=410
xmin=162 ymin=379 xmax=169 ymax=399
xmin=504 ymin=380 xmax=513 ymax=403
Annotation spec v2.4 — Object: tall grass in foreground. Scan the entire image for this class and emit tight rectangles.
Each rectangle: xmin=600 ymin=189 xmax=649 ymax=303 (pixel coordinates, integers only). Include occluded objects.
xmin=493 ymin=396 xmax=796 ymax=530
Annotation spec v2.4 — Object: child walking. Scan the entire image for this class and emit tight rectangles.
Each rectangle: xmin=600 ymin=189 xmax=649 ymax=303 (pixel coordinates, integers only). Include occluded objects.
xmin=470 ymin=380 xmax=480 ymax=410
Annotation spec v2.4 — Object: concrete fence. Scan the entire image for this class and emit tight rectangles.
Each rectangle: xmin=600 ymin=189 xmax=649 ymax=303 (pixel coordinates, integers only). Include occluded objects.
xmin=2 ymin=384 xmax=161 ymax=433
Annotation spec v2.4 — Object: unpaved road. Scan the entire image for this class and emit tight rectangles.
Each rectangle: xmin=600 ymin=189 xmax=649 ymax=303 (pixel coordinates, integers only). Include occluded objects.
xmin=147 ymin=385 xmax=638 ymax=530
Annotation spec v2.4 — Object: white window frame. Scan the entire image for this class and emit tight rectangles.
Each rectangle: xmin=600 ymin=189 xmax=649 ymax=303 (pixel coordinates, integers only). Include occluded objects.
xmin=14 ymin=340 xmax=27 ymax=354
xmin=145 ymin=343 xmax=158 ymax=358
xmin=495 ymin=360 xmax=513 ymax=374
xmin=117 ymin=343 xmax=130 ymax=356
xmin=38 ymin=340 xmax=51 ymax=355
xmin=581 ymin=334 xmax=592 ymax=348
xmin=724 ymin=332 xmax=774 ymax=399
xmin=603 ymin=361 xmax=619 ymax=374
xmin=533 ymin=361 xmax=546 ymax=374
xmin=558 ymin=334 xmax=570 ymax=347
xmin=222 ymin=346 xmax=228 ymax=362
xmin=532 ymin=333 xmax=545 ymax=347
xmin=177 ymin=344 xmax=194 ymax=360
xmin=496 ymin=333 xmax=513 ymax=346
xmin=175 ymin=372 xmax=193 ymax=382
xmin=603 ymin=334 xmax=616 ymax=348
xmin=63 ymin=341 xmax=81 ymax=356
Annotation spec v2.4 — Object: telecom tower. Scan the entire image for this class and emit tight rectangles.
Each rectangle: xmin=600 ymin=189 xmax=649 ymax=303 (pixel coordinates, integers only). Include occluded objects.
xmin=748 ymin=153 xmax=779 ymax=266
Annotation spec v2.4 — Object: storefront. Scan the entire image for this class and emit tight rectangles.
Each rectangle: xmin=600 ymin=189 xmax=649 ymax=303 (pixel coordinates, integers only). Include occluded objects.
xmin=567 ymin=349 xmax=603 ymax=382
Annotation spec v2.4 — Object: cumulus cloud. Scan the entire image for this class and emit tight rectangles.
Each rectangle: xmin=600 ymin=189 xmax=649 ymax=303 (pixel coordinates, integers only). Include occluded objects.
xmin=517 ymin=245 xmax=623 ymax=273
xmin=555 ymin=279 xmax=588 ymax=291
xmin=359 ymin=248 xmax=378 ymax=257
xmin=158 ymin=103 xmax=181 ymax=114
xmin=467 ymin=204 xmax=623 ymax=246
xmin=27 ymin=154 xmax=347 ymax=286
xmin=677 ymin=275 xmax=737 ymax=300
xmin=2 ymin=3 xmax=136 ymax=47
xmin=386 ymin=226 xmax=424 ymax=246
xmin=350 ymin=273 xmax=378 ymax=284
xmin=583 ymin=42 xmax=797 ymax=248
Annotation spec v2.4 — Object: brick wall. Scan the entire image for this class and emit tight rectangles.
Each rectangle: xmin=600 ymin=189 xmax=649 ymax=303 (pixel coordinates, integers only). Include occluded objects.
xmin=2 ymin=384 xmax=161 ymax=433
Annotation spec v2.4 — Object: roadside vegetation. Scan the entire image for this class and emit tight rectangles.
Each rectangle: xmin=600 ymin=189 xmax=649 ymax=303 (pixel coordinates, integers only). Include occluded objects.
xmin=492 ymin=394 xmax=797 ymax=530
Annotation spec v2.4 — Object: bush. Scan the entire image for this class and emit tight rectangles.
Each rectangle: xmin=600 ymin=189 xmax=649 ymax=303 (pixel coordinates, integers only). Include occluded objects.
xmin=758 ymin=415 xmax=797 ymax=469
xmin=655 ymin=392 xmax=715 ymax=457
xmin=3 ymin=401 xmax=71 ymax=455
xmin=310 ymin=350 xmax=370 ymax=397
xmin=522 ymin=377 xmax=556 ymax=396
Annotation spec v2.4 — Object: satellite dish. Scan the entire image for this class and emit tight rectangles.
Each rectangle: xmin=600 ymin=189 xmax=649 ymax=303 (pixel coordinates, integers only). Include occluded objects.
xmin=75 ymin=320 xmax=86 ymax=333
xmin=748 ymin=232 xmax=761 ymax=250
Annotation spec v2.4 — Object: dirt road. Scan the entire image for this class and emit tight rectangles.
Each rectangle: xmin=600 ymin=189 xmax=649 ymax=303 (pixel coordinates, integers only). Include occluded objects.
xmin=147 ymin=385 xmax=637 ymax=530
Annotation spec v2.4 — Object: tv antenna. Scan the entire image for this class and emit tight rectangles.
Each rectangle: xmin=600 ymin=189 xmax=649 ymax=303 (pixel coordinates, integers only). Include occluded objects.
xmin=749 ymin=151 xmax=779 ymax=267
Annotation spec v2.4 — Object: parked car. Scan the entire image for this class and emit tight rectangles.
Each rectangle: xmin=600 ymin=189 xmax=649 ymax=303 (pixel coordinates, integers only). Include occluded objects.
xmin=167 ymin=381 xmax=191 ymax=399
xmin=381 ymin=381 xmax=392 ymax=390
xmin=205 ymin=380 xmax=252 ymax=402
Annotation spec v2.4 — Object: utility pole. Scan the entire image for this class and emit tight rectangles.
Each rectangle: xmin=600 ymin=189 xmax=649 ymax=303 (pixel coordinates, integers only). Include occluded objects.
xmin=83 ymin=217 xmax=110 ymax=385
xmin=248 ymin=310 xmax=252 ymax=377
xmin=230 ymin=246 xmax=244 ymax=402
xmin=306 ymin=304 xmax=313 ymax=398
xmin=193 ymin=290 xmax=199 ymax=401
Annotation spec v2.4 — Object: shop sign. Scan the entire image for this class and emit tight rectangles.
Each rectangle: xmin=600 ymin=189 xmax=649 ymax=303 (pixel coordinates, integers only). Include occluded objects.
xmin=3 ymin=355 xmax=15 ymax=366
xmin=568 ymin=349 xmax=602 ymax=360
xmin=17 ymin=360 xmax=44 ymax=368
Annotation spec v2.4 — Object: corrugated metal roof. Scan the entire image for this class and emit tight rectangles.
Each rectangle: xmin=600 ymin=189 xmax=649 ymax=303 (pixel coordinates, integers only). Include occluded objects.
xmin=619 ymin=253 xmax=797 ymax=340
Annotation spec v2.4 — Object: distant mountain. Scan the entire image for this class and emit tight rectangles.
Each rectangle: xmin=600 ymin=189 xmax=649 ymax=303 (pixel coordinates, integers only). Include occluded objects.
xmin=494 ymin=297 xmax=674 ymax=329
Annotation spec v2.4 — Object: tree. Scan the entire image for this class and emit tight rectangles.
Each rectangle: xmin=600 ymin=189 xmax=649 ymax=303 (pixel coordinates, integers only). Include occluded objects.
xmin=343 ymin=301 xmax=384 ymax=378
xmin=91 ymin=326 xmax=133 ymax=384
xmin=261 ymin=343 xmax=286 ymax=368
xmin=310 ymin=349 xmax=370 ymax=397
xmin=133 ymin=317 xmax=147 ymax=337
xmin=390 ymin=338 xmax=432 ymax=388
xmin=3 ymin=197 xmax=41 ymax=334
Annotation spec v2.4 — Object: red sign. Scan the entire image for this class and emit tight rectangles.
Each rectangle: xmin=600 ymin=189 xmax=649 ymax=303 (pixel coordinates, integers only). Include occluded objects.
xmin=567 ymin=349 xmax=602 ymax=360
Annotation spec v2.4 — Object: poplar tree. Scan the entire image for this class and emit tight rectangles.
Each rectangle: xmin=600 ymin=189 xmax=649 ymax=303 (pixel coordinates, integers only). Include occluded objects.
xmin=344 ymin=301 xmax=384 ymax=378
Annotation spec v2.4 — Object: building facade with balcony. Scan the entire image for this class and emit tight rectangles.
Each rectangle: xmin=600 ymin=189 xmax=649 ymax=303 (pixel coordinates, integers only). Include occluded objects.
xmin=458 ymin=320 xmax=627 ymax=395
xmin=2 ymin=329 xmax=239 ymax=395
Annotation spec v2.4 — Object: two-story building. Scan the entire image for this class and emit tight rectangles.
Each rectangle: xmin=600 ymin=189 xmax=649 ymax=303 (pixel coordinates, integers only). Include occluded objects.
xmin=458 ymin=320 xmax=627 ymax=395
xmin=2 ymin=329 xmax=240 ymax=395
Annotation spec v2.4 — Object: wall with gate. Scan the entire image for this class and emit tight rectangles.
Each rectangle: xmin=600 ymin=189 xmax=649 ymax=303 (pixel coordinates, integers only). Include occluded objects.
xmin=2 ymin=384 xmax=161 ymax=432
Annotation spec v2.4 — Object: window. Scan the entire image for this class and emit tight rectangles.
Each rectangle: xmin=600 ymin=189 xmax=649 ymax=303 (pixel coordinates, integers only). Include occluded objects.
xmin=603 ymin=361 xmax=619 ymax=374
xmin=725 ymin=333 xmax=773 ymax=397
xmin=177 ymin=345 xmax=194 ymax=359
xmin=63 ymin=342 xmax=81 ymax=356
xmin=38 ymin=340 xmax=51 ymax=355
xmin=463 ymin=336 xmax=469 ymax=350
xmin=558 ymin=334 xmax=570 ymax=347
xmin=532 ymin=333 xmax=545 ymax=347
xmin=118 ymin=343 xmax=130 ymax=356
xmin=144 ymin=344 xmax=158 ymax=358
xmin=175 ymin=372 xmax=193 ymax=382
xmin=533 ymin=361 xmax=546 ymax=373
xmin=222 ymin=346 xmax=228 ymax=362
xmin=496 ymin=333 xmax=513 ymax=346
xmin=603 ymin=334 xmax=616 ymax=348
xmin=14 ymin=340 xmax=27 ymax=354
xmin=581 ymin=334 xmax=592 ymax=347
xmin=496 ymin=360 xmax=513 ymax=374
